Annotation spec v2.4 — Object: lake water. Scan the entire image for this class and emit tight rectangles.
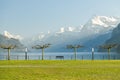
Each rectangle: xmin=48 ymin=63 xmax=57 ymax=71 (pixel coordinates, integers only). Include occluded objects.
xmin=0 ymin=52 xmax=120 ymax=60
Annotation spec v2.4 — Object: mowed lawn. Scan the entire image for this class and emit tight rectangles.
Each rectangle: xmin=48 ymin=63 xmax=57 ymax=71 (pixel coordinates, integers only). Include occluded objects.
xmin=0 ymin=60 xmax=120 ymax=80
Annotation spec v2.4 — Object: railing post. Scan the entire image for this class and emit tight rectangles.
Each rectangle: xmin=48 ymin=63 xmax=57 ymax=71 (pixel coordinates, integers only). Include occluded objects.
xmin=103 ymin=55 xmax=104 ymax=60
xmin=82 ymin=55 xmax=83 ymax=60
xmin=28 ymin=56 xmax=29 ymax=60
xmin=74 ymin=48 xmax=77 ymax=60
xmin=6 ymin=55 xmax=7 ymax=60
xmin=49 ymin=56 xmax=51 ymax=60
xmin=114 ymin=56 xmax=116 ymax=60
xmin=17 ymin=55 xmax=19 ymax=60
xmin=108 ymin=48 xmax=111 ymax=60
xmin=71 ymin=55 xmax=72 ymax=60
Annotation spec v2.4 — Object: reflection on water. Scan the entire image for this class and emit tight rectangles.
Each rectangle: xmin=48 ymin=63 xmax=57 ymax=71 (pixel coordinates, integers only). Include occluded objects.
xmin=0 ymin=52 xmax=120 ymax=60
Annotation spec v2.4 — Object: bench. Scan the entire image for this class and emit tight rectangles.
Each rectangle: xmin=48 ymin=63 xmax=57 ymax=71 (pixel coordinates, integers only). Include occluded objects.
xmin=56 ymin=56 xmax=64 ymax=60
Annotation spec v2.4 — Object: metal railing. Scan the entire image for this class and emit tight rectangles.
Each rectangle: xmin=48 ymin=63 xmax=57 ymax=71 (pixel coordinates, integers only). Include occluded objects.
xmin=0 ymin=53 xmax=120 ymax=60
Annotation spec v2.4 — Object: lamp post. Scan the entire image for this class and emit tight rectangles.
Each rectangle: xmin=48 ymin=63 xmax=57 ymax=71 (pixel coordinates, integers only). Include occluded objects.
xmin=25 ymin=48 xmax=28 ymax=60
xmin=92 ymin=48 xmax=94 ymax=60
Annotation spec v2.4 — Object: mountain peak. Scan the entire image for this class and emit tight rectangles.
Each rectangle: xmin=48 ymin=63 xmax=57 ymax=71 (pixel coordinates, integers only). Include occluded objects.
xmin=82 ymin=16 xmax=120 ymax=34
xmin=57 ymin=25 xmax=84 ymax=34
xmin=3 ymin=31 xmax=23 ymax=40
xmin=91 ymin=16 xmax=120 ymax=27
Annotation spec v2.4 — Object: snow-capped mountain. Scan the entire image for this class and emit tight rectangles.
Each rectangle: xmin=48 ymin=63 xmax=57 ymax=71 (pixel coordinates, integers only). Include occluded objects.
xmin=55 ymin=16 xmax=120 ymax=35
xmin=85 ymin=16 xmax=120 ymax=27
xmin=0 ymin=31 xmax=24 ymax=50
xmin=1 ymin=15 xmax=119 ymax=52
xmin=91 ymin=16 xmax=119 ymax=27
xmin=57 ymin=26 xmax=83 ymax=33
xmin=27 ymin=16 xmax=120 ymax=52
xmin=0 ymin=33 xmax=23 ymax=50
xmin=3 ymin=31 xmax=23 ymax=40
xmin=52 ymin=16 xmax=120 ymax=40
xmin=82 ymin=16 xmax=120 ymax=34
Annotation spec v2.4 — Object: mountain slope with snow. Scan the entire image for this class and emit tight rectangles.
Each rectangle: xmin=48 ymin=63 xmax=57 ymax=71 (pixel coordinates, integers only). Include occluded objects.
xmin=26 ymin=16 xmax=120 ymax=52
xmin=82 ymin=16 xmax=120 ymax=35
xmin=0 ymin=33 xmax=23 ymax=49
xmin=3 ymin=31 xmax=23 ymax=40
xmin=91 ymin=16 xmax=119 ymax=27
xmin=0 ymin=31 xmax=24 ymax=53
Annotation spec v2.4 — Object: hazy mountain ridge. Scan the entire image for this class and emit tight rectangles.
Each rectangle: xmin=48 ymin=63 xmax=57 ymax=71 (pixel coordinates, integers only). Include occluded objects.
xmin=27 ymin=16 xmax=120 ymax=52
xmin=1 ymin=16 xmax=120 ymax=52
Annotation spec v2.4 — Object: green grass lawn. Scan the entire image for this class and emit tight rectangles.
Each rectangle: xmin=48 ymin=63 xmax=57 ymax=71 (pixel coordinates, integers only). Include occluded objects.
xmin=0 ymin=60 xmax=120 ymax=80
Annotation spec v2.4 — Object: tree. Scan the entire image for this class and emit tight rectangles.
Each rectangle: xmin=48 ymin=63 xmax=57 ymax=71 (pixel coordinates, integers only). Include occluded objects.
xmin=0 ymin=36 xmax=23 ymax=60
xmin=99 ymin=44 xmax=117 ymax=60
xmin=67 ymin=44 xmax=83 ymax=60
xmin=32 ymin=43 xmax=51 ymax=60
xmin=0 ymin=44 xmax=17 ymax=60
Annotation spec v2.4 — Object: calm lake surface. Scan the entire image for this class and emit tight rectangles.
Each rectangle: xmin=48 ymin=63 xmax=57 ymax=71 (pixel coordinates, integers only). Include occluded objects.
xmin=0 ymin=52 xmax=120 ymax=60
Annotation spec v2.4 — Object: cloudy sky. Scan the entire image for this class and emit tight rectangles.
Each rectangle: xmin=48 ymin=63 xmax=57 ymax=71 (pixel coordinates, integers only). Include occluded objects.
xmin=0 ymin=0 xmax=120 ymax=37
